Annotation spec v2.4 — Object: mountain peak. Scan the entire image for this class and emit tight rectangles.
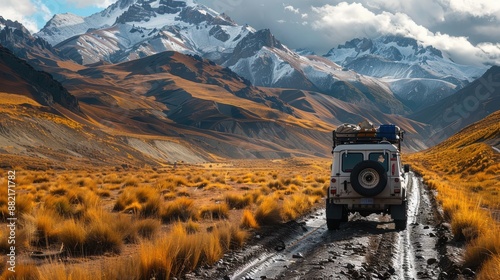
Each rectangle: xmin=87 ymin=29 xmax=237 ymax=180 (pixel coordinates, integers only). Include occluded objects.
xmin=0 ymin=16 xmax=30 ymax=34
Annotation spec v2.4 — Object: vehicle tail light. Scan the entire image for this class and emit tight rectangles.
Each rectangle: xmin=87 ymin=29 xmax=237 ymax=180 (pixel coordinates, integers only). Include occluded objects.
xmin=330 ymin=188 xmax=337 ymax=195
xmin=392 ymin=164 xmax=395 ymax=176
xmin=331 ymin=178 xmax=336 ymax=183
xmin=394 ymin=188 xmax=401 ymax=194
xmin=394 ymin=178 xmax=400 ymax=183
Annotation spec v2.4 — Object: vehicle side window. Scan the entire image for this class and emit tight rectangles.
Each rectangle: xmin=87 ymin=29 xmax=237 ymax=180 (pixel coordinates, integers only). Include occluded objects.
xmin=369 ymin=152 xmax=388 ymax=171
xmin=342 ymin=153 xmax=363 ymax=172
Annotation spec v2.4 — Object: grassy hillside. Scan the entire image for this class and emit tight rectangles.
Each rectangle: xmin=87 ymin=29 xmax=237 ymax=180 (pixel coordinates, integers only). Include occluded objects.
xmin=407 ymin=110 xmax=500 ymax=279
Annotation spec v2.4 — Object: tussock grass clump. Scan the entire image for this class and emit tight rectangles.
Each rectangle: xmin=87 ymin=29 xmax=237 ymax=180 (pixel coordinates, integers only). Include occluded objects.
xmin=476 ymin=254 xmax=500 ymax=280
xmin=33 ymin=174 xmax=50 ymax=184
xmin=56 ymin=220 xmax=86 ymax=254
xmin=103 ymin=173 xmax=123 ymax=184
xmin=161 ymin=197 xmax=199 ymax=223
xmin=225 ymin=193 xmax=252 ymax=209
xmin=184 ymin=219 xmax=200 ymax=234
xmin=123 ymin=177 xmax=140 ymax=187
xmin=267 ymin=180 xmax=283 ymax=190
xmin=135 ymin=219 xmax=161 ymax=239
xmin=49 ymin=185 xmax=68 ymax=195
xmin=140 ymin=221 xmax=249 ymax=279
xmin=464 ymin=225 xmax=500 ymax=270
xmin=303 ymin=185 xmax=326 ymax=196
xmin=255 ymin=196 xmax=282 ymax=225
xmin=113 ymin=187 xmax=161 ymax=218
xmin=84 ymin=219 xmax=123 ymax=255
xmin=281 ymin=194 xmax=315 ymax=221
xmin=240 ymin=210 xmax=259 ymax=229
xmin=75 ymin=177 xmax=97 ymax=189
xmin=45 ymin=195 xmax=74 ymax=217
xmin=200 ymin=203 xmax=229 ymax=220
xmin=24 ymin=210 xmax=60 ymax=247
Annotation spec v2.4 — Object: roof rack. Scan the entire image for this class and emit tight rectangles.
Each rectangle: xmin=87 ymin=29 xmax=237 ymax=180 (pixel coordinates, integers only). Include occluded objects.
xmin=332 ymin=130 xmax=404 ymax=151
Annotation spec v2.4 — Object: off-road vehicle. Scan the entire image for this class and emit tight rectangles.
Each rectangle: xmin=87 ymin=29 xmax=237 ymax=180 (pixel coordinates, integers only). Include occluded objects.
xmin=326 ymin=124 xmax=410 ymax=230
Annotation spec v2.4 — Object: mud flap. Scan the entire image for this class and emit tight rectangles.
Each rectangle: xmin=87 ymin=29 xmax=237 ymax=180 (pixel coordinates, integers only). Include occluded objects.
xmin=390 ymin=200 xmax=407 ymax=220
xmin=326 ymin=200 xmax=344 ymax=219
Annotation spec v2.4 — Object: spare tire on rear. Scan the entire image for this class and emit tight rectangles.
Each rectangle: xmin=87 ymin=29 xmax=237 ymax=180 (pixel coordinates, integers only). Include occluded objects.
xmin=350 ymin=160 xmax=387 ymax=197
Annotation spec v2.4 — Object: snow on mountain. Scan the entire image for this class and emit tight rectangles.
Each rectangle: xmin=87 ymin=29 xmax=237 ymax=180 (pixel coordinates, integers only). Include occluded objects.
xmin=34 ymin=1 xmax=486 ymax=114
xmin=324 ymin=36 xmax=488 ymax=110
xmin=47 ymin=0 xmax=253 ymax=65
xmin=36 ymin=0 xmax=138 ymax=46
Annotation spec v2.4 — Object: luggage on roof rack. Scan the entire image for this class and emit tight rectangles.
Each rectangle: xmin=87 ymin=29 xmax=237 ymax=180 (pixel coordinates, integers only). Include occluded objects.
xmin=332 ymin=123 xmax=404 ymax=151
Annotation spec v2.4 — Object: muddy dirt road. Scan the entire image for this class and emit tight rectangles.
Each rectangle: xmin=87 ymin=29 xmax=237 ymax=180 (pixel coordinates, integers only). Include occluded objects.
xmin=200 ymin=173 xmax=472 ymax=280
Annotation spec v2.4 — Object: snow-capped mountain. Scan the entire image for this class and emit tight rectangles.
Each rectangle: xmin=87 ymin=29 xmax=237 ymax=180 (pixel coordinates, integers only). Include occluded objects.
xmin=36 ymin=0 xmax=407 ymax=114
xmin=325 ymin=36 xmax=488 ymax=110
xmin=33 ymin=0 xmax=488 ymax=114
xmin=0 ymin=16 xmax=63 ymax=65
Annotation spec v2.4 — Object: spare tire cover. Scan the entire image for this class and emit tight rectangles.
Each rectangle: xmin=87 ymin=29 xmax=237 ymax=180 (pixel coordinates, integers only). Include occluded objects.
xmin=350 ymin=160 xmax=387 ymax=197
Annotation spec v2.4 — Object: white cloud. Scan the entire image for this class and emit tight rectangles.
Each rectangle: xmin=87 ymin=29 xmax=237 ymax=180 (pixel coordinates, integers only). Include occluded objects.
xmin=0 ymin=0 xmax=42 ymax=33
xmin=277 ymin=19 xmax=286 ymax=24
xmin=66 ymin=0 xmax=115 ymax=9
xmin=284 ymin=5 xmax=300 ymax=14
xmin=311 ymin=2 xmax=500 ymax=65
xmin=301 ymin=13 xmax=308 ymax=19
xmin=443 ymin=0 xmax=500 ymax=18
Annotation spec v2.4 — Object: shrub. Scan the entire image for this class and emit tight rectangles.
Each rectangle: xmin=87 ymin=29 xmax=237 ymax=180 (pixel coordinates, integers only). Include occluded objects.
xmin=112 ymin=215 xmax=138 ymax=244
xmin=281 ymin=194 xmax=314 ymax=221
xmin=225 ymin=193 xmax=252 ymax=209
xmin=161 ymin=197 xmax=199 ymax=223
xmin=240 ymin=210 xmax=259 ymax=229
xmin=135 ymin=219 xmax=161 ymax=239
xmin=84 ymin=219 xmax=122 ymax=255
xmin=200 ymin=203 xmax=229 ymax=220
xmin=255 ymin=196 xmax=282 ymax=225
xmin=56 ymin=220 xmax=86 ymax=255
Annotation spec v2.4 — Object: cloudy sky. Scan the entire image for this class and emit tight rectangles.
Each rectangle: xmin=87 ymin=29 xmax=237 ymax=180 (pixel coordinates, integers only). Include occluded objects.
xmin=1 ymin=0 xmax=500 ymax=65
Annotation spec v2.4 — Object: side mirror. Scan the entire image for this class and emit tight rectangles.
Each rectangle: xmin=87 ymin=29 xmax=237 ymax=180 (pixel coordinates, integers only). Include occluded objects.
xmin=404 ymin=164 xmax=410 ymax=173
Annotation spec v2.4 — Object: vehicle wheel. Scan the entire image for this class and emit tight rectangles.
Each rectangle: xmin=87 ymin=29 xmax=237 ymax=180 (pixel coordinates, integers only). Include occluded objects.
xmin=327 ymin=219 xmax=341 ymax=230
xmin=341 ymin=207 xmax=348 ymax=222
xmin=394 ymin=200 xmax=407 ymax=230
xmin=350 ymin=160 xmax=387 ymax=197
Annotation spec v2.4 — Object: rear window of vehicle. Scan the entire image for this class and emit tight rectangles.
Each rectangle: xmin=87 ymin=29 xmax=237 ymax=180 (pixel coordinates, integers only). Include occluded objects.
xmin=342 ymin=153 xmax=363 ymax=172
xmin=369 ymin=152 xmax=388 ymax=171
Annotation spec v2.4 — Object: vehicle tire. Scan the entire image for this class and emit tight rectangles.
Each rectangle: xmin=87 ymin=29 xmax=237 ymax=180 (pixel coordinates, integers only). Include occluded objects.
xmin=327 ymin=218 xmax=341 ymax=230
xmin=341 ymin=207 xmax=348 ymax=222
xmin=394 ymin=200 xmax=407 ymax=230
xmin=350 ymin=160 xmax=387 ymax=197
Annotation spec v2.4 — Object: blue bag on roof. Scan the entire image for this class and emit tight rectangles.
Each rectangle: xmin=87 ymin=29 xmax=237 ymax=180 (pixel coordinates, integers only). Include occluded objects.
xmin=377 ymin=124 xmax=399 ymax=141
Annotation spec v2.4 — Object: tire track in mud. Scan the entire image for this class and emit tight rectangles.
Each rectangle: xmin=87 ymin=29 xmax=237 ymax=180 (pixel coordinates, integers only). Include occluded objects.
xmin=203 ymin=173 xmax=465 ymax=280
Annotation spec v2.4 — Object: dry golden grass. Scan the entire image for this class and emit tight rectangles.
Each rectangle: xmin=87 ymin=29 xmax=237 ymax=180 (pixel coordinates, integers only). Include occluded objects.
xmin=56 ymin=219 xmax=86 ymax=254
xmin=225 ymin=192 xmax=252 ymax=209
xmin=281 ymin=193 xmax=318 ymax=221
xmin=114 ymin=186 xmax=161 ymax=218
xmin=477 ymin=255 xmax=500 ymax=280
xmin=240 ymin=209 xmax=259 ymax=229
xmin=1 ymin=263 xmax=40 ymax=280
xmin=0 ymin=158 xmax=330 ymax=279
xmin=200 ymin=203 xmax=229 ymax=220
xmin=255 ymin=195 xmax=282 ymax=225
xmin=161 ymin=197 xmax=200 ymax=222
xmin=407 ymin=110 xmax=500 ymax=277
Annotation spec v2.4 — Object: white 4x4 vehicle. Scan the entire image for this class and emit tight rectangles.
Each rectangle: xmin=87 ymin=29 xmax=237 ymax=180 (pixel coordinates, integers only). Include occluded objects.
xmin=326 ymin=124 xmax=410 ymax=230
